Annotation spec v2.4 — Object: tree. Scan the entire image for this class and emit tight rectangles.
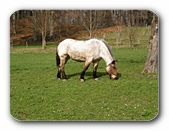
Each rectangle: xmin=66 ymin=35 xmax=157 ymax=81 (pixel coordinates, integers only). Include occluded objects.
xmin=49 ymin=10 xmax=54 ymax=41
xmin=125 ymin=10 xmax=139 ymax=48
xmin=56 ymin=10 xmax=65 ymax=39
xmin=12 ymin=12 xmax=16 ymax=35
xmin=34 ymin=10 xmax=50 ymax=49
xmin=116 ymin=10 xmax=124 ymax=46
xmin=32 ymin=10 xmax=37 ymax=41
xmin=10 ymin=10 xmax=155 ymax=46
xmin=126 ymin=26 xmax=138 ymax=48
xmin=142 ymin=13 xmax=158 ymax=73
xmin=75 ymin=10 xmax=101 ymax=38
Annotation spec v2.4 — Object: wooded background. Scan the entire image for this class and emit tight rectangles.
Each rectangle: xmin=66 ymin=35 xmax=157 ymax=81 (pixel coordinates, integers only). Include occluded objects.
xmin=10 ymin=10 xmax=154 ymax=49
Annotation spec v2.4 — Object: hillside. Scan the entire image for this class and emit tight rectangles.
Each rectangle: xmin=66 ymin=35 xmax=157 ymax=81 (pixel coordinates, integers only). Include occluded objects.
xmin=10 ymin=17 xmax=122 ymax=46
xmin=10 ymin=10 xmax=153 ymax=47
xmin=10 ymin=17 xmax=150 ymax=48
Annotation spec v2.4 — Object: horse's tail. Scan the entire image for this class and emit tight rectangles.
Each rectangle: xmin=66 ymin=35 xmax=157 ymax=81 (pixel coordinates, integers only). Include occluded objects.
xmin=56 ymin=52 xmax=60 ymax=67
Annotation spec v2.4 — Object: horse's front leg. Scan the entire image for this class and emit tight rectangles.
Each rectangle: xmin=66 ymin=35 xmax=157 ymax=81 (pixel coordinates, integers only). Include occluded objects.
xmin=80 ymin=61 xmax=90 ymax=82
xmin=93 ymin=61 xmax=99 ymax=81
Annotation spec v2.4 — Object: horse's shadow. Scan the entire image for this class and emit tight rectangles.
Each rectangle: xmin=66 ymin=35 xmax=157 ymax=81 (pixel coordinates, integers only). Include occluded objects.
xmin=66 ymin=72 xmax=121 ymax=80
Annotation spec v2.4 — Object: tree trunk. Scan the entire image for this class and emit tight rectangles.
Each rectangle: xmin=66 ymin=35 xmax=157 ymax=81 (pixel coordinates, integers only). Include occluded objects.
xmin=117 ymin=26 xmax=121 ymax=46
xmin=42 ymin=32 xmax=46 ymax=50
xmin=142 ymin=14 xmax=158 ymax=74
xmin=41 ymin=26 xmax=46 ymax=50
xmin=89 ymin=10 xmax=92 ymax=38
xmin=12 ymin=12 xmax=16 ymax=35
xmin=38 ymin=10 xmax=49 ymax=50
xmin=32 ymin=11 xmax=37 ymax=41
xmin=49 ymin=10 xmax=54 ymax=41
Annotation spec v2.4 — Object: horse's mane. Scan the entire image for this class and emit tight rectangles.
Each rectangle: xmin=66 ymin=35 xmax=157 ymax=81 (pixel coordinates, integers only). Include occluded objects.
xmin=99 ymin=39 xmax=114 ymax=59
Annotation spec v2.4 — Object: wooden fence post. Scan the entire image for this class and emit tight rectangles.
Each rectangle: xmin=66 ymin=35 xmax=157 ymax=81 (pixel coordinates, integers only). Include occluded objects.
xmin=10 ymin=41 xmax=13 ymax=48
xmin=137 ymin=40 xmax=140 ymax=44
xmin=26 ymin=41 xmax=28 ymax=48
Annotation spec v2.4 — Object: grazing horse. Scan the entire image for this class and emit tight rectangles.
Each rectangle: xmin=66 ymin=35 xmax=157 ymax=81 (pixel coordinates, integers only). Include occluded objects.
xmin=56 ymin=38 xmax=118 ymax=82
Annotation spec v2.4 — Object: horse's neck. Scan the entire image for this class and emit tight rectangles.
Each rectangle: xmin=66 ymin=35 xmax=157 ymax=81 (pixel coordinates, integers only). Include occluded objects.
xmin=100 ymin=42 xmax=114 ymax=66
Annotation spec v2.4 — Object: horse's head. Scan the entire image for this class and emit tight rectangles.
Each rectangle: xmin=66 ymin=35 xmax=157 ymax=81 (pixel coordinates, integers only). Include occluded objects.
xmin=106 ymin=60 xmax=118 ymax=80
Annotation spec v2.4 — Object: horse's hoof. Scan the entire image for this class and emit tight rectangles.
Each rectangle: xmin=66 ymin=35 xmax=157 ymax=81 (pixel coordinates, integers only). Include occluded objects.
xmin=62 ymin=79 xmax=67 ymax=81
xmin=94 ymin=78 xmax=99 ymax=81
xmin=57 ymin=78 xmax=61 ymax=80
xmin=80 ymin=79 xmax=85 ymax=82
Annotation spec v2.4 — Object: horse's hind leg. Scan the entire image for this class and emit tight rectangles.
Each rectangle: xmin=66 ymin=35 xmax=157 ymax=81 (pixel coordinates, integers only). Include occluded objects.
xmin=58 ymin=56 xmax=69 ymax=81
xmin=56 ymin=53 xmax=61 ymax=80
xmin=57 ymin=69 xmax=61 ymax=80
xmin=57 ymin=66 xmax=66 ymax=80
xmin=93 ymin=61 xmax=99 ymax=80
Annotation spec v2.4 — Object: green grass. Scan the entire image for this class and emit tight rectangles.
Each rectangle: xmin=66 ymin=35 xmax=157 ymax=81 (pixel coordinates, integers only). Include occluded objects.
xmin=96 ymin=26 xmax=151 ymax=46
xmin=10 ymin=45 xmax=158 ymax=121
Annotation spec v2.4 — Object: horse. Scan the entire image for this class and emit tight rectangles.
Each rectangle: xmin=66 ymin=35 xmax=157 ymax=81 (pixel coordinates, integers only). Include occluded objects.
xmin=56 ymin=38 xmax=118 ymax=82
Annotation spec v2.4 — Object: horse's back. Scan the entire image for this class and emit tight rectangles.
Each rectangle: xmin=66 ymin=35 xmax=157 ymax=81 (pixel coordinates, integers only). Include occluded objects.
xmin=58 ymin=38 xmax=100 ymax=52
xmin=57 ymin=38 xmax=101 ymax=61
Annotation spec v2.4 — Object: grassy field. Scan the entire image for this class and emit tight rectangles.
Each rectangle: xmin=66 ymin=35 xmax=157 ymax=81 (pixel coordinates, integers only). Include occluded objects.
xmin=10 ymin=43 xmax=158 ymax=121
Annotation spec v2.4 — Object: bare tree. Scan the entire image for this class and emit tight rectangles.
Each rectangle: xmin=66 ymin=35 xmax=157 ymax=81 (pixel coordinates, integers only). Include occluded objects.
xmin=126 ymin=26 xmax=138 ymax=48
xmin=12 ymin=12 xmax=16 ymax=35
xmin=32 ymin=10 xmax=37 ymax=41
xmin=56 ymin=10 xmax=65 ymax=39
xmin=125 ymin=10 xmax=139 ymax=48
xmin=34 ymin=10 xmax=50 ymax=49
xmin=142 ymin=13 xmax=158 ymax=73
xmin=75 ymin=10 xmax=101 ymax=38
xmin=10 ymin=10 xmax=155 ymax=46
xmin=49 ymin=10 xmax=54 ymax=41
xmin=116 ymin=10 xmax=124 ymax=46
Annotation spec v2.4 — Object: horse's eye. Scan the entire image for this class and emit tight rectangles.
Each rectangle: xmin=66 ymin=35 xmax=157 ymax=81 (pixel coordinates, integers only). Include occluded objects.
xmin=113 ymin=66 xmax=116 ymax=69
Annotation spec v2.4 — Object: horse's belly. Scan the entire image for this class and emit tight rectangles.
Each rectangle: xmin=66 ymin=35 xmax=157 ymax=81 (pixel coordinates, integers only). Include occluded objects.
xmin=69 ymin=53 xmax=86 ymax=62
xmin=68 ymin=43 xmax=100 ymax=62
xmin=71 ymin=56 xmax=86 ymax=62
xmin=72 ymin=58 xmax=85 ymax=62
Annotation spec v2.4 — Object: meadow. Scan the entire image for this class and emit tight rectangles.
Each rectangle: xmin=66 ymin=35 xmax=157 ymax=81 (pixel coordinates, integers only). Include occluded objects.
xmin=10 ymin=44 xmax=158 ymax=121
xmin=10 ymin=26 xmax=158 ymax=121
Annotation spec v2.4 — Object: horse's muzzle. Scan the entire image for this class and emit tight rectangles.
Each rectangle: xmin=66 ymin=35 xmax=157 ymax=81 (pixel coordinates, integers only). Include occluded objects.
xmin=113 ymin=77 xmax=118 ymax=80
xmin=110 ymin=75 xmax=118 ymax=80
